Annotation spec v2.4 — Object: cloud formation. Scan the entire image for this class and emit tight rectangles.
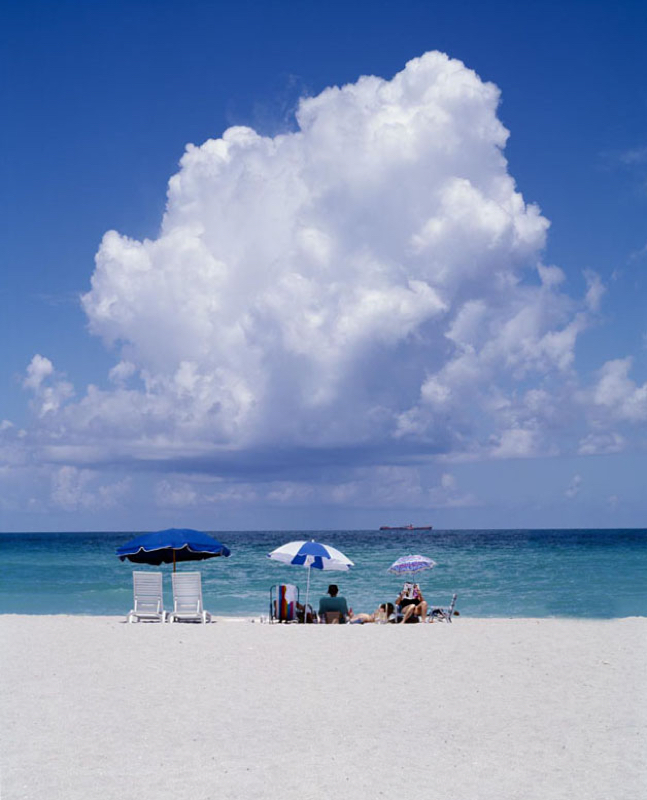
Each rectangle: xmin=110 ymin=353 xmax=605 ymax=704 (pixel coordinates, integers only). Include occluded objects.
xmin=8 ymin=51 xmax=645 ymax=519
xmin=78 ymin=52 xmax=558 ymax=459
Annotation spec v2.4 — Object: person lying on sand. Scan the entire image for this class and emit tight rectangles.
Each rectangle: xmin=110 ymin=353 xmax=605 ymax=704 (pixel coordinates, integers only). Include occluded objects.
xmin=349 ymin=602 xmax=395 ymax=624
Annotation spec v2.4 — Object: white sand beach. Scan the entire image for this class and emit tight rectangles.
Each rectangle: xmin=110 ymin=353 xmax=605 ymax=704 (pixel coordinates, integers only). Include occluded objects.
xmin=1 ymin=616 xmax=645 ymax=800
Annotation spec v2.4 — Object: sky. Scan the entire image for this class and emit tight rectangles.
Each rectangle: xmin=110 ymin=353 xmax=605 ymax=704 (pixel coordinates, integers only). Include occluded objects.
xmin=1 ymin=0 xmax=646 ymax=532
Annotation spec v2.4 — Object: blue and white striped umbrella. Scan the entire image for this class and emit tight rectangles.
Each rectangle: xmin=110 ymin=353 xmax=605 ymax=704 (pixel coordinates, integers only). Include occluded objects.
xmin=268 ymin=540 xmax=354 ymax=618
xmin=268 ymin=540 xmax=354 ymax=571
xmin=388 ymin=554 xmax=437 ymax=575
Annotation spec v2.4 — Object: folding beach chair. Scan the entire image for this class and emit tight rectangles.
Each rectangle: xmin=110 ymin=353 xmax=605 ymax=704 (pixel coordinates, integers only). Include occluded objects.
xmin=393 ymin=582 xmax=427 ymax=623
xmin=319 ymin=610 xmax=345 ymax=624
xmin=168 ymin=571 xmax=211 ymax=623
xmin=127 ymin=571 xmax=166 ymax=623
xmin=393 ymin=605 xmax=424 ymax=623
xmin=428 ymin=593 xmax=458 ymax=623
xmin=269 ymin=584 xmax=300 ymax=623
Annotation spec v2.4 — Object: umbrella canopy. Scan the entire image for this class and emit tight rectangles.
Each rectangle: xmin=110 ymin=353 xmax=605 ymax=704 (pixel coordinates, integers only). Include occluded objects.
xmin=117 ymin=528 xmax=231 ymax=570
xmin=267 ymin=540 xmax=354 ymax=619
xmin=387 ymin=554 xmax=437 ymax=575
xmin=268 ymin=540 xmax=354 ymax=571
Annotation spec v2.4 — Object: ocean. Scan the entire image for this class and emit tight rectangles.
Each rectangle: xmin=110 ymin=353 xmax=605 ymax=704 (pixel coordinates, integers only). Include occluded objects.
xmin=1 ymin=529 xmax=645 ymax=618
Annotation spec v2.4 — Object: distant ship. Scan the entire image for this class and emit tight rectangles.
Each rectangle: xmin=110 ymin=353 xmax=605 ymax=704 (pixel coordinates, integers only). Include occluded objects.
xmin=379 ymin=524 xmax=433 ymax=531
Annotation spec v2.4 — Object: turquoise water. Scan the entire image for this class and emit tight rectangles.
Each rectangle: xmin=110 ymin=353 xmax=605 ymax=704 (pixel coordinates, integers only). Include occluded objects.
xmin=1 ymin=529 xmax=645 ymax=618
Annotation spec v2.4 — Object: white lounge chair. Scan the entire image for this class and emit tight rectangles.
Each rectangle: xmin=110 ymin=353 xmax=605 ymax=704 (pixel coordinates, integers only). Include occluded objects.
xmin=127 ymin=571 xmax=166 ymax=623
xmin=169 ymin=571 xmax=211 ymax=623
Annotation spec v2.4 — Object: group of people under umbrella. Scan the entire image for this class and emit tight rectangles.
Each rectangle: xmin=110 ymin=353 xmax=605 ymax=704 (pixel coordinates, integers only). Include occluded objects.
xmin=116 ymin=529 xmax=446 ymax=623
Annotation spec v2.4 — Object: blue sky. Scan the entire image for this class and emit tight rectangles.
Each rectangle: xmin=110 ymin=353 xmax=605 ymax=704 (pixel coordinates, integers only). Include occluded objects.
xmin=1 ymin=0 xmax=646 ymax=531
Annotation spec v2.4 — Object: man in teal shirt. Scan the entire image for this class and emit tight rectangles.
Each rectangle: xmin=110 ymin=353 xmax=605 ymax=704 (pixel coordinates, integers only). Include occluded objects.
xmin=318 ymin=584 xmax=349 ymax=622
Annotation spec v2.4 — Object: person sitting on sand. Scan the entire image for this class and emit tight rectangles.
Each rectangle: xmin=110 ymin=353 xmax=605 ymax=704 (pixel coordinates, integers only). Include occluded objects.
xmin=318 ymin=584 xmax=349 ymax=623
xmin=396 ymin=582 xmax=428 ymax=623
xmin=295 ymin=601 xmax=316 ymax=624
xmin=350 ymin=602 xmax=395 ymax=624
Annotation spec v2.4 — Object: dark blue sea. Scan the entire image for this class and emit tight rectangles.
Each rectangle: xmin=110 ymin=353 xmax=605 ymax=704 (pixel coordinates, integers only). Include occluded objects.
xmin=1 ymin=529 xmax=645 ymax=618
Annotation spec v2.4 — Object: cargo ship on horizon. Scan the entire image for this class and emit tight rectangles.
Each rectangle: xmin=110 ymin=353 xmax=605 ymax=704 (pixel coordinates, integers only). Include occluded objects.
xmin=379 ymin=524 xmax=433 ymax=531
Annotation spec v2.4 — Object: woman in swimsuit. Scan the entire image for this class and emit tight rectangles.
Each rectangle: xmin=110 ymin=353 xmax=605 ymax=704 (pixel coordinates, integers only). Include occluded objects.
xmin=349 ymin=602 xmax=395 ymax=624
xmin=396 ymin=582 xmax=428 ymax=623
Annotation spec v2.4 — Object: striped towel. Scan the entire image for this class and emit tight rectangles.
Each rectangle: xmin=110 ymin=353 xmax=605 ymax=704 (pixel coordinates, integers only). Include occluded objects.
xmin=277 ymin=584 xmax=298 ymax=621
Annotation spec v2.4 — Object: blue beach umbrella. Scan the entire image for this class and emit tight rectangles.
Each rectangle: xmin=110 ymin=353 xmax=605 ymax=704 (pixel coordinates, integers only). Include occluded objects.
xmin=268 ymin=539 xmax=354 ymax=617
xmin=117 ymin=528 xmax=231 ymax=572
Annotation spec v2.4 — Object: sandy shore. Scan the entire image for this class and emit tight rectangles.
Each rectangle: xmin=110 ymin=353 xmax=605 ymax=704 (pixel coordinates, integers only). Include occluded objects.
xmin=1 ymin=616 xmax=645 ymax=800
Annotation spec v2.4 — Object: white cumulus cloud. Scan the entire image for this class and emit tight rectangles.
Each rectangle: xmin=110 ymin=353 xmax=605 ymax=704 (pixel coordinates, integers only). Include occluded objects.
xmin=23 ymin=355 xmax=74 ymax=418
xmin=23 ymin=354 xmax=54 ymax=389
xmin=590 ymin=358 xmax=647 ymax=422
xmin=77 ymin=52 xmax=557 ymax=457
xmin=14 ymin=51 xmax=637 ymax=495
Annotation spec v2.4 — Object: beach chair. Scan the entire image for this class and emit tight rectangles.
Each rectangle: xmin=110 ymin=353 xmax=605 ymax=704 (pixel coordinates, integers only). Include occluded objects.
xmin=319 ymin=610 xmax=344 ymax=624
xmin=269 ymin=584 xmax=300 ymax=623
xmin=394 ymin=600 xmax=424 ymax=623
xmin=428 ymin=593 xmax=458 ymax=623
xmin=393 ymin=582 xmax=427 ymax=623
xmin=168 ymin=571 xmax=211 ymax=623
xmin=127 ymin=571 xmax=166 ymax=623
xmin=394 ymin=605 xmax=422 ymax=623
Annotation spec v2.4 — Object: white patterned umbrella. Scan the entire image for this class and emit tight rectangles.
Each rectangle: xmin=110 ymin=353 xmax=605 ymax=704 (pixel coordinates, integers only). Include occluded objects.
xmin=387 ymin=554 xmax=437 ymax=575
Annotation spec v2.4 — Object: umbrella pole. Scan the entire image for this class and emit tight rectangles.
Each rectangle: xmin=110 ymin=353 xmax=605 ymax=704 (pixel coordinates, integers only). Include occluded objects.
xmin=173 ymin=550 xmax=176 ymax=573
xmin=304 ymin=565 xmax=311 ymax=623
